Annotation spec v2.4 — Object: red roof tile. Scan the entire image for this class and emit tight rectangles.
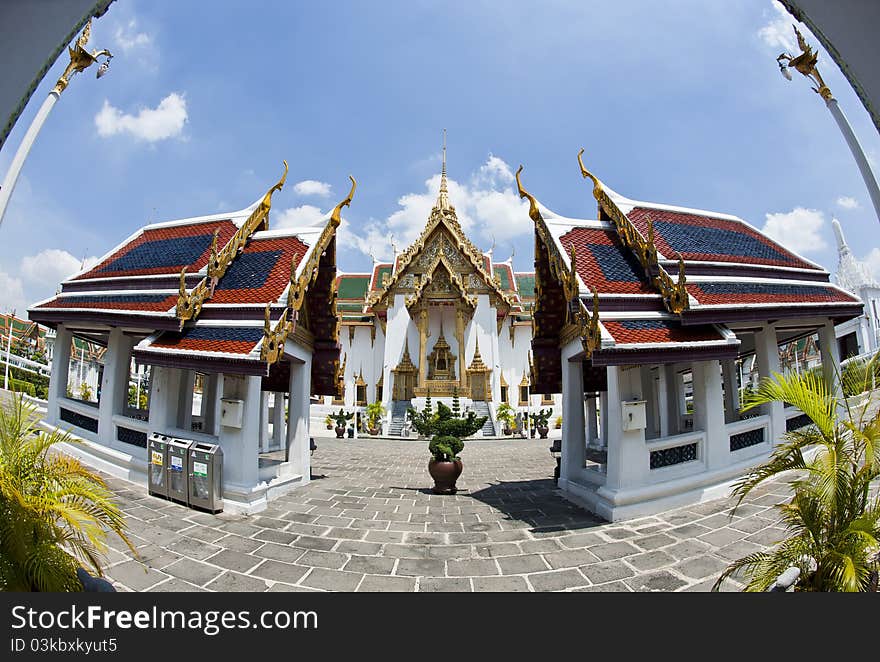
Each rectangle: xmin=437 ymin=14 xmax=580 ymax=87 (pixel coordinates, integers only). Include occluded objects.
xmin=209 ymin=236 xmax=309 ymax=305
xmin=34 ymin=293 xmax=177 ymax=312
xmin=686 ymin=282 xmax=858 ymax=306
xmin=559 ymin=228 xmax=655 ymax=295
xmin=603 ymin=319 xmax=723 ymax=345
xmin=150 ymin=326 xmax=263 ymax=355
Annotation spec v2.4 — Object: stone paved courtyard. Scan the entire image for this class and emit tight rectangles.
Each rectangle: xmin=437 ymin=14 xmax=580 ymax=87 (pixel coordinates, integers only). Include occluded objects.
xmin=94 ymin=434 xmax=796 ymax=592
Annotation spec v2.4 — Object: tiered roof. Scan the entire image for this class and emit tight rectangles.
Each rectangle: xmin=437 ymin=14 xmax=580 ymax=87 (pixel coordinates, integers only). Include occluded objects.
xmin=517 ymin=151 xmax=862 ymax=382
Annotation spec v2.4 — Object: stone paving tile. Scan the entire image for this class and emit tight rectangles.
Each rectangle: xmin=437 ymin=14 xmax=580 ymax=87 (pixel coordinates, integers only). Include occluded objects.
xmin=543 ymin=549 xmax=601 ymax=569
xmin=254 ymin=529 xmax=298 ymax=545
xmin=590 ymin=541 xmax=641 ymax=561
xmin=625 ymin=570 xmax=689 ymax=592
xmin=163 ymin=558 xmax=224 ymax=586
xmin=253 ymin=543 xmax=306 ymax=563
xmin=715 ymin=540 xmax=765 ymax=562
xmin=472 ymin=576 xmax=531 ymax=592
xmin=300 ymin=568 xmax=364 ymax=591
xmin=297 ymin=550 xmax=348 ymax=570
xmin=249 ymin=560 xmax=309 ymax=584
xmin=204 ymin=550 xmax=262 ymax=573
xmin=558 ymin=532 xmax=604 ymax=548
xmin=519 ymin=539 xmax=564 ymax=554
xmin=745 ymin=527 xmax=788 ymax=547
xmin=527 ymin=569 xmax=589 ymax=592
xmin=579 ymin=561 xmax=635 ymax=585
xmin=343 ymin=555 xmax=396 ymax=575
xmin=395 ymin=559 xmax=446 ymax=577
xmin=574 ymin=580 xmax=632 ymax=592
xmin=497 ymin=554 xmax=550 ymax=575
xmin=214 ymin=535 xmax=263 ymax=554
xmin=675 ymin=555 xmax=729 ymax=580
xmin=426 ymin=545 xmax=472 ymax=560
xmin=446 ymin=559 xmax=499 ymax=576
xmin=418 ymin=577 xmax=472 ymax=592
xmin=626 ymin=550 xmax=677 ymax=572
xmin=205 ymin=571 xmax=270 ymax=592
xmin=699 ymin=527 xmax=747 ymax=548
xmin=292 ymin=535 xmax=338 ymax=551
xmin=108 ymin=561 xmax=168 ymax=591
xmin=148 ymin=578 xmax=206 ymax=592
xmin=664 ymin=539 xmax=713 ymax=561
xmin=357 ymin=575 xmax=416 ymax=592
xmin=631 ymin=533 xmax=677 ymax=551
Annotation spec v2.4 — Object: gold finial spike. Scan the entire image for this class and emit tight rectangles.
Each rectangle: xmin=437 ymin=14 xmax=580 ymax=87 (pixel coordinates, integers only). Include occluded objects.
xmin=257 ymin=160 xmax=288 ymax=227
xmin=264 ymin=303 xmax=272 ymax=335
xmin=330 ymin=175 xmax=357 ymax=227
xmin=437 ymin=129 xmax=450 ymax=210
xmin=515 ymin=165 xmax=541 ymax=223
xmin=577 ymin=148 xmax=602 ymax=196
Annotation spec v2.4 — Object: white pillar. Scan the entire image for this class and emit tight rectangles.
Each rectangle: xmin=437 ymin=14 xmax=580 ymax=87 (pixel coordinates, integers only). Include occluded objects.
xmin=585 ymin=395 xmax=598 ymax=446
xmin=603 ymin=366 xmax=647 ymax=492
xmin=287 ymin=358 xmax=312 ymax=482
xmin=640 ymin=366 xmax=657 ymax=439
xmin=217 ymin=374 xmax=260 ymax=489
xmin=692 ymin=360 xmax=726 ymax=470
xmin=755 ymin=324 xmax=784 ymax=444
xmin=0 ymin=93 xmax=60 ymax=228
xmin=98 ymin=328 xmax=131 ymax=447
xmin=722 ymin=359 xmax=739 ymax=424
xmin=560 ymin=353 xmax=585 ymax=485
xmin=147 ymin=366 xmax=176 ymax=432
xmin=272 ymin=392 xmax=284 ymax=450
xmin=658 ymin=364 xmax=674 ymax=437
xmin=818 ymin=320 xmax=843 ymax=400
xmin=598 ymin=391 xmax=608 ymax=448
xmin=178 ymin=370 xmax=195 ymax=431
xmin=47 ymin=324 xmax=71 ymax=424
xmin=259 ymin=390 xmax=270 ymax=453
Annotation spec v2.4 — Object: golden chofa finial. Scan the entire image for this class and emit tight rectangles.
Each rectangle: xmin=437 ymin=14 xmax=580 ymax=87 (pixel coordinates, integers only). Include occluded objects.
xmin=257 ymin=160 xmax=289 ymax=227
xmin=577 ymin=148 xmax=602 ymax=196
xmin=515 ymin=165 xmax=541 ymax=223
xmin=330 ymin=175 xmax=357 ymax=227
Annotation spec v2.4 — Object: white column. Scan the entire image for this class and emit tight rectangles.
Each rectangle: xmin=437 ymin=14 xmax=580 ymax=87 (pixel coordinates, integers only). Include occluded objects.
xmin=585 ymin=395 xmax=598 ymax=446
xmin=272 ymin=392 xmax=284 ymax=450
xmin=692 ymin=360 xmax=726 ymax=470
xmin=259 ymin=391 xmax=270 ymax=453
xmin=0 ymin=93 xmax=59 ymax=228
xmin=818 ymin=320 xmax=843 ymax=400
xmin=202 ymin=374 xmax=219 ymax=436
xmin=722 ymin=359 xmax=739 ymax=424
xmin=147 ymin=366 xmax=176 ymax=432
xmin=640 ymin=366 xmax=657 ymax=439
xmin=47 ymin=324 xmax=72 ymax=424
xmin=217 ymin=374 xmax=260 ymax=489
xmin=560 ymin=352 xmax=585 ymax=485
xmin=287 ymin=357 xmax=312 ymax=482
xmin=598 ymin=391 xmax=608 ymax=448
xmin=603 ymin=366 xmax=647 ymax=492
xmin=178 ymin=370 xmax=195 ymax=431
xmin=98 ymin=328 xmax=131 ymax=447
xmin=658 ymin=364 xmax=673 ymax=437
xmin=755 ymin=324 xmax=784 ymax=444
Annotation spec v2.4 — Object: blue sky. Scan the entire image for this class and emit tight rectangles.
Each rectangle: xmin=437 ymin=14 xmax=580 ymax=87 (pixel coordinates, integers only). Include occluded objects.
xmin=1 ymin=0 xmax=879 ymax=314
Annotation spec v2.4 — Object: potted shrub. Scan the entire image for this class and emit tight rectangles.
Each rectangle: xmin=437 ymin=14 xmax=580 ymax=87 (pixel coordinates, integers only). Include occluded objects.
xmin=324 ymin=414 xmax=333 ymax=430
xmin=329 ymin=408 xmax=353 ymax=438
xmin=365 ymin=402 xmax=386 ymax=435
xmin=530 ymin=408 xmax=552 ymax=439
xmin=555 ymin=415 xmax=563 ymax=429
xmin=496 ymin=402 xmax=516 ymax=436
xmin=407 ymin=393 xmax=486 ymax=494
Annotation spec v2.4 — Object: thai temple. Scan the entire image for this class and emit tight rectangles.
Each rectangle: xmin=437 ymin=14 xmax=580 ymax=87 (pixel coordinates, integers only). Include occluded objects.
xmin=25 ymin=144 xmax=869 ymax=519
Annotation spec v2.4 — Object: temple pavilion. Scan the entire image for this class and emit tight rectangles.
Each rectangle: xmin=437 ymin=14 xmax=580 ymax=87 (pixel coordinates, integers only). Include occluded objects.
xmin=28 ymin=163 xmax=355 ymax=513
xmin=514 ymin=150 xmax=863 ymax=520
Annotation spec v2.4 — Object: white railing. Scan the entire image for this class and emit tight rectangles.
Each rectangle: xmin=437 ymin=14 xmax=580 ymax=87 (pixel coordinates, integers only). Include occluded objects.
xmin=726 ymin=414 xmax=770 ymax=455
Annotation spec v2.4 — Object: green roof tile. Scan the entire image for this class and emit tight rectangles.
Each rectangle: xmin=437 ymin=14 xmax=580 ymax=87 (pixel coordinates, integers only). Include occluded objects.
xmin=337 ymin=275 xmax=370 ymax=300
xmin=515 ymin=274 xmax=535 ymax=298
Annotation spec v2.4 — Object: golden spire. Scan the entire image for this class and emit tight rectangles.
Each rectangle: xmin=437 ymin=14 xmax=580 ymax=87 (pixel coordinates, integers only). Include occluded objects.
xmin=436 ymin=128 xmax=451 ymax=211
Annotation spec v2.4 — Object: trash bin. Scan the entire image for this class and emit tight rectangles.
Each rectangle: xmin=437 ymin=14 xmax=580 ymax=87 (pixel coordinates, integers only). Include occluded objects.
xmin=147 ymin=433 xmax=171 ymax=498
xmin=167 ymin=438 xmax=193 ymax=504
xmin=187 ymin=442 xmax=224 ymax=513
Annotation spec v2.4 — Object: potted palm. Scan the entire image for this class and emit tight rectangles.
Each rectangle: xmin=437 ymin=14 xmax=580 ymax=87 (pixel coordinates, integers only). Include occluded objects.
xmin=407 ymin=392 xmax=486 ymax=494
xmin=496 ymin=402 xmax=516 ymax=436
xmin=530 ymin=408 xmax=552 ymax=439
xmin=713 ymin=357 xmax=880 ymax=592
xmin=365 ymin=402 xmax=386 ymax=435
xmin=324 ymin=414 xmax=333 ymax=430
xmin=329 ymin=408 xmax=353 ymax=438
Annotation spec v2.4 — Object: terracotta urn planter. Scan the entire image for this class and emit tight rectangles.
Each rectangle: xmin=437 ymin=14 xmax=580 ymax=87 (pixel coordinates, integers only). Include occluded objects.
xmin=428 ymin=459 xmax=463 ymax=494
xmin=538 ymin=425 xmax=549 ymax=439
xmin=335 ymin=425 xmax=346 ymax=438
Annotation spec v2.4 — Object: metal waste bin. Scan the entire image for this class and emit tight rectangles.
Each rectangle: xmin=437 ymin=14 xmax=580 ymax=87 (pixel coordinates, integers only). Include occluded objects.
xmin=147 ymin=433 xmax=171 ymax=498
xmin=188 ymin=442 xmax=223 ymax=513
xmin=167 ymin=438 xmax=193 ymax=504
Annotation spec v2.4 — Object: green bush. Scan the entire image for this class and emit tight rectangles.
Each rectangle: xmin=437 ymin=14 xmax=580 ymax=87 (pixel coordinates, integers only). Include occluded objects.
xmin=408 ymin=401 xmax=486 ymax=461
xmin=8 ymin=379 xmax=35 ymax=397
xmin=429 ymin=435 xmax=464 ymax=462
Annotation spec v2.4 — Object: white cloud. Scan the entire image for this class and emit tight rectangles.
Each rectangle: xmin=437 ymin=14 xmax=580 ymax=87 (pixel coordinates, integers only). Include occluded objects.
xmin=274 ymin=205 xmax=326 ymax=229
xmin=0 ymin=270 xmax=27 ymax=315
xmin=761 ymin=207 xmax=828 ymax=254
xmin=21 ymin=249 xmax=98 ymax=289
xmin=293 ymin=180 xmax=332 ymax=197
xmin=757 ymin=1 xmax=797 ymax=52
xmin=113 ymin=19 xmax=152 ymax=53
xmin=95 ymin=93 xmax=187 ymax=142
xmin=339 ymin=154 xmax=530 ymax=262
xmin=836 ymin=196 xmax=860 ymax=210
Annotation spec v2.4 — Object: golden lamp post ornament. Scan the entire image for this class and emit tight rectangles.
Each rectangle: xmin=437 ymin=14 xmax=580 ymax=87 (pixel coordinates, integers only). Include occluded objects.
xmin=776 ymin=25 xmax=880 ymax=224
xmin=0 ymin=18 xmax=113 ymax=229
